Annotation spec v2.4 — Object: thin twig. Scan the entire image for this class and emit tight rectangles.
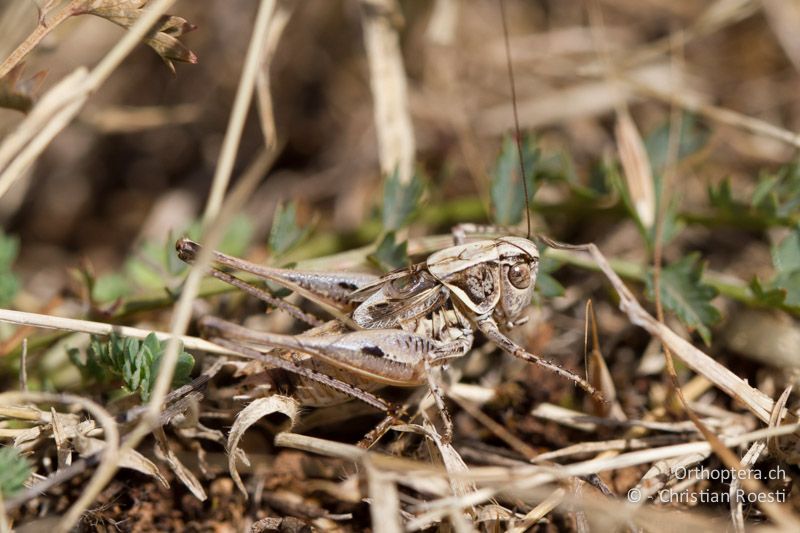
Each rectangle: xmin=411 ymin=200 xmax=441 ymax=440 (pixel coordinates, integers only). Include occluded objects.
xmin=0 ymin=1 xmax=77 ymax=80
xmin=114 ymin=2 xmax=281 ymax=520
xmin=359 ymin=0 xmax=416 ymax=184
xmin=627 ymin=75 xmax=800 ymax=149
xmin=0 ymin=308 xmax=234 ymax=356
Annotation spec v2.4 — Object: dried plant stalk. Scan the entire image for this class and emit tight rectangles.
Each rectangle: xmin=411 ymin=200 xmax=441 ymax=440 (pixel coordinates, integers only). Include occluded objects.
xmin=359 ymin=0 xmax=416 ymax=184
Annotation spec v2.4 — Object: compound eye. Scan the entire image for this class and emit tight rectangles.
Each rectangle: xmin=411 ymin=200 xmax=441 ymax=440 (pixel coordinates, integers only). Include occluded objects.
xmin=508 ymin=262 xmax=531 ymax=289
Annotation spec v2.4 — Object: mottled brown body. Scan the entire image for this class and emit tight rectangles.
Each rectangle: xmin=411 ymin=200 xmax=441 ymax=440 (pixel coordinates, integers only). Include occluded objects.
xmin=178 ymin=231 xmax=601 ymax=430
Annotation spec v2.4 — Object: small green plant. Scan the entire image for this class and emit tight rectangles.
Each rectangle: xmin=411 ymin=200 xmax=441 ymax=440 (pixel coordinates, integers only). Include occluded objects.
xmin=490 ymin=134 xmax=539 ymax=227
xmin=89 ymin=214 xmax=254 ymax=304
xmin=269 ymin=201 xmax=313 ymax=258
xmin=0 ymin=447 xmax=31 ymax=498
xmin=758 ymin=226 xmax=800 ymax=308
xmin=369 ymin=168 xmax=426 ymax=271
xmin=708 ymin=164 xmax=800 ymax=227
xmin=645 ymin=254 xmax=721 ymax=345
xmin=68 ymin=333 xmax=194 ymax=401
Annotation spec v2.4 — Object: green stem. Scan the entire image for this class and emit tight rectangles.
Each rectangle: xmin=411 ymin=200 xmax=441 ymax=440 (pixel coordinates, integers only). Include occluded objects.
xmin=545 ymin=248 xmax=800 ymax=316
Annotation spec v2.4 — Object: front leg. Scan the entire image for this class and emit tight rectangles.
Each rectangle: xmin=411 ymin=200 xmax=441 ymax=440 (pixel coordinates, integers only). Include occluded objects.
xmin=476 ymin=317 xmax=604 ymax=403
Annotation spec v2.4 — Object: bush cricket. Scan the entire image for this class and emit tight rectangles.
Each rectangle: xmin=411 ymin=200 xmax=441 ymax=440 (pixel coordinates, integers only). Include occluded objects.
xmin=176 ymin=0 xmax=604 ymax=446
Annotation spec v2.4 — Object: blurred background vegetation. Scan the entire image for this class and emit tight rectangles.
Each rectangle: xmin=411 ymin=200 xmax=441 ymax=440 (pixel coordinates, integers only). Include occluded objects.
xmin=2 ymin=0 xmax=800 ymax=528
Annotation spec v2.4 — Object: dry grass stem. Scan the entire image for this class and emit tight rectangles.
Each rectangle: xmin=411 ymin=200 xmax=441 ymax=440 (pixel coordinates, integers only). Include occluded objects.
xmin=628 ymin=75 xmax=800 ymax=149
xmin=255 ymin=0 xmax=294 ymax=151
xmin=760 ymin=0 xmax=800 ymax=73
xmin=426 ymin=0 xmax=458 ymax=45
xmin=0 ymin=308 xmax=234 ymax=356
xmin=360 ymin=0 xmax=416 ymax=184
xmin=478 ymin=63 xmax=698 ymax=133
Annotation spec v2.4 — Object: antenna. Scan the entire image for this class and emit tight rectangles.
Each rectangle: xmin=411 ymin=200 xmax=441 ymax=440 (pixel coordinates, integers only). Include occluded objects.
xmin=499 ymin=0 xmax=531 ymax=239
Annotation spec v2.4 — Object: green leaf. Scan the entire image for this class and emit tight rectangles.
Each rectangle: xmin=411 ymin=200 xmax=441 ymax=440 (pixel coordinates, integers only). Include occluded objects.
xmin=536 ymin=256 xmax=565 ymax=298
xmin=707 ymin=177 xmax=737 ymax=211
xmin=123 ymin=214 xmax=253 ymax=292
xmin=368 ymin=232 xmax=409 ymax=272
xmin=644 ymin=113 xmax=709 ymax=175
xmin=491 ymin=135 xmax=539 ymax=226
xmin=69 ymin=332 xmax=195 ymax=401
xmin=653 ymin=191 xmax=685 ymax=247
xmin=0 ymin=230 xmax=20 ymax=306
xmin=751 ymin=163 xmax=800 ymax=219
xmin=382 ymin=168 xmax=425 ymax=232
xmin=92 ymin=273 xmax=131 ymax=303
xmin=768 ymin=227 xmax=800 ymax=307
xmin=645 ymin=254 xmax=721 ymax=345
xmin=219 ymin=214 xmax=254 ymax=257
xmin=772 ymin=227 xmax=800 ymax=274
xmin=269 ymin=201 xmax=312 ymax=257
xmin=0 ymin=447 xmax=31 ymax=497
xmin=150 ymin=348 xmax=195 ymax=401
xmin=772 ymin=270 xmax=800 ymax=307
xmin=749 ymin=277 xmax=788 ymax=307
xmin=609 ymin=163 xmax=683 ymax=249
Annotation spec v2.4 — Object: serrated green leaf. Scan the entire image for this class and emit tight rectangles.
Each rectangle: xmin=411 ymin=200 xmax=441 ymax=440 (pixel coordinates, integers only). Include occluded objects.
xmin=269 ymin=201 xmax=312 ymax=257
xmin=751 ymin=172 xmax=779 ymax=209
xmin=768 ymin=229 xmax=800 ymax=307
xmin=368 ymin=232 xmax=409 ymax=272
xmin=752 ymin=163 xmax=800 ymax=219
xmin=645 ymin=253 xmax=721 ymax=345
xmin=749 ymin=277 xmax=787 ymax=307
xmin=772 ymin=227 xmax=800 ymax=274
xmin=0 ymin=447 xmax=31 ymax=497
xmin=772 ymin=271 xmax=800 ymax=307
xmin=382 ymin=168 xmax=425 ymax=232
xmin=708 ymin=177 xmax=737 ymax=211
xmin=491 ymin=135 xmax=539 ymax=226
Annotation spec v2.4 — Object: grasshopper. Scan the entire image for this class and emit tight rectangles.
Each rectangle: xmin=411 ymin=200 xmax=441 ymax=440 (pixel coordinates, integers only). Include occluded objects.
xmin=176 ymin=227 xmax=602 ymax=444
xmin=176 ymin=0 xmax=602 ymax=445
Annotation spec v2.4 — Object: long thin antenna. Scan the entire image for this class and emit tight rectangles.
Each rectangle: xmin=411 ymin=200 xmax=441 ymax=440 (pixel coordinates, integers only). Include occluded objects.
xmin=499 ymin=0 xmax=531 ymax=239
